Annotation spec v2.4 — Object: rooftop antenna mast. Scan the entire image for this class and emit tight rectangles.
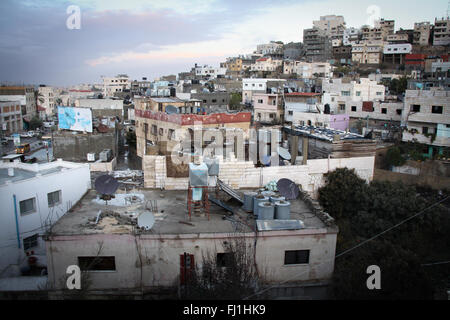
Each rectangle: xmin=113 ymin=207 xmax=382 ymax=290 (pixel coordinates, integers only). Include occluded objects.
xmin=447 ymin=0 xmax=450 ymax=18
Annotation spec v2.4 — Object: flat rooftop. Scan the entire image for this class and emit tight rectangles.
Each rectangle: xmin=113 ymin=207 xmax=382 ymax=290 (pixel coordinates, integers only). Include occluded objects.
xmin=50 ymin=188 xmax=327 ymax=236
xmin=0 ymin=166 xmax=64 ymax=185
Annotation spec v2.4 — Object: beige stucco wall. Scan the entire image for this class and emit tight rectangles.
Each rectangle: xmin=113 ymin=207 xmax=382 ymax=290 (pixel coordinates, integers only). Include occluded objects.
xmin=46 ymin=228 xmax=337 ymax=291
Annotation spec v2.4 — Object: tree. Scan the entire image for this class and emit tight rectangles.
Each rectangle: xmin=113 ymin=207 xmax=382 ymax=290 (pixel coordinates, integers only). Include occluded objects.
xmin=318 ymin=168 xmax=450 ymax=299
xmin=29 ymin=116 xmax=43 ymax=130
xmin=318 ymin=168 xmax=369 ymax=220
xmin=229 ymin=92 xmax=242 ymax=110
xmin=385 ymin=146 xmax=406 ymax=168
xmin=180 ymin=236 xmax=260 ymax=300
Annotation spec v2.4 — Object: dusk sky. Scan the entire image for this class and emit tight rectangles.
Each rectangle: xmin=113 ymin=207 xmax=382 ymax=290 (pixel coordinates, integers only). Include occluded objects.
xmin=0 ymin=0 xmax=447 ymax=87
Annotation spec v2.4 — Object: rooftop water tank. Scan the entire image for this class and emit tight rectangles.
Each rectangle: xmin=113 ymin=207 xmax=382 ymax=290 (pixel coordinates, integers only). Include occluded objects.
xmin=253 ymin=195 xmax=269 ymax=217
xmin=243 ymin=192 xmax=257 ymax=213
xmin=275 ymin=201 xmax=291 ymax=220
xmin=189 ymin=162 xmax=208 ymax=187
xmin=258 ymin=202 xmax=275 ymax=220
xmin=270 ymin=195 xmax=285 ymax=203
xmin=261 ymin=191 xmax=276 ymax=198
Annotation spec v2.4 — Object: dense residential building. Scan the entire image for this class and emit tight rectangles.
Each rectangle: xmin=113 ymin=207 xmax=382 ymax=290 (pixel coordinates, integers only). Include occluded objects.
xmin=283 ymin=61 xmax=332 ymax=79
xmin=303 ymin=28 xmax=333 ymax=62
xmin=250 ymin=57 xmax=283 ymax=72
xmin=352 ymin=40 xmax=385 ymax=65
xmin=256 ymin=41 xmax=284 ymax=55
xmin=242 ymin=78 xmax=286 ymax=105
xmin=0 ymin=86 xmax=37 ymax=124
xmin=383 ymin=43 xmax=413 ymax=65
xmin=361 ymin=19 xmax=395 ymax=42
xmin=0 ymin=160 xmax=90 ymax=278
xmin=433 ymin=17 xmax=450 ymax=46
xmin=194 ymin=64 xmax=227 ymax=79
xmin=74 ymin=98 xmax=124 ymax=118
xmin=102 ymin=74 xmax=131 ymax=97
xmin=401 ymin=89 xmax=450 ymax=150
xmin=252 ymin=92 xmax=284 ymax=124
xmin=343 ymin=27 xmax=361 ymax=46
xmin=0 ymin=100 xmax=23 ymax=134
xmin=414 ymin=22 xmax=432 ymax=45
xmin=224 ymin=57 xmax=243 ymax=72
xmin=37 ymin=85 xmax=56 ymax=118
xmin=313 ymin=15 xmax=346 ymax=40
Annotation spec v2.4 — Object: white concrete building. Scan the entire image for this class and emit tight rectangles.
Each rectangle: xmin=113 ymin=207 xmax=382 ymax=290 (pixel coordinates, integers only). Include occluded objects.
xmin=290 ymin=62 xmax=332 ymax=79
xmin=0 ymin=160 xmax=90 ymax=278
xmin=242 ymin=78 xmax=286 ymax=104
xmin=0 ymin=87 xmax=36 ymax=123
xmin=250 ymin=57 xmax=283 ymax=72
xmin=0 ymin=101 xmax=23 ymax=134
xmin=194 ymin=65 xmax=227 ymax=79
xmin=102 ymin=75 xmax=131 ymax=97
xmin=343 ymin=27 xmax=361 ymax=46
xmin=322 ymin=78 xmax=385 ymax=103
xmin=401 ymin=89 xmax=450 ymax=148
xmin=383 ymin=43 xmax=412 ymax=55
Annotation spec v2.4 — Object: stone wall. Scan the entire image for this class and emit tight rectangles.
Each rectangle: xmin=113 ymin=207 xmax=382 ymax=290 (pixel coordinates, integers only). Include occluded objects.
xmin=143 ymin=155 xmax=375 ymax=198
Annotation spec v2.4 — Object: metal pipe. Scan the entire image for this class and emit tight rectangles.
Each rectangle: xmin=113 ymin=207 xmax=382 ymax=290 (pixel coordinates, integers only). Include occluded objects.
xmin=13 ymin=195 xmax=21 ymax=248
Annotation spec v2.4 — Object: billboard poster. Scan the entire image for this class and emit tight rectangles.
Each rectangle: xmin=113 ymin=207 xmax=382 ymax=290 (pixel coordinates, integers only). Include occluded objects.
xmin=57 ymin=106 xmax=93 ymax=133
xmin=12 ymin=133 xmax=20 ymax=146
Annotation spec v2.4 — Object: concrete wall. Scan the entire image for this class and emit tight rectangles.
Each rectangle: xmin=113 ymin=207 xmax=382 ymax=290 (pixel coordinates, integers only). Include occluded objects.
xmin=143 ymin=155 xmax=375 ymax=198
xmin=52 ymin=130 xmax=118 ymax=162
xmin=46 ymin=228 xmax=337 ymax=293
xmin=374 ymin=168 xmax=450 ymax=190
xmin=0 ymin=160 xmax=90 ymax=277
xmin=89 ymin=157 xmax=117 ymax=172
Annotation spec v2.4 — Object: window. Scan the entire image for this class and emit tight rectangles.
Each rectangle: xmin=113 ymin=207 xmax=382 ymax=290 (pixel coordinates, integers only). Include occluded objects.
xmin=288 ymin=111 xmax=293 ymax=116
xmin=23 ymin=234 xmax=39 ymax=250
xmin=284 ymin=250 xmax=310 ymax=265
xmin=356 ymin=91 xmax=361 ymax=96
xmin=351 ymin=106 xmax=357 ymax=112
xmin=341 ymin=91 xmax=350 ymax=96
xmin=376 ymin=92 xmax=383 ymax=96
xmin=269 ymin=114 xmax=275 ymax=119
xmin=151 ymin=125 xmax=157 ymax=135
xmin=381 ymin=108 xmax=387 ymax=114
xmin=78 ymin=256 xmax=116 ymax=271
xmin=422 ymin=127 xmax=429 ymax=134
xmin=340 ymin=105 xmax=345 ymax=111
xmin=212 ymin=99 xmax=217 ymax=103
xmin=432 ymin=106 xmax=443 ymax=114
xmin=258 ymin=99 xmax=263 ymax=104
xmin=168 ymin=129 xmax=175 ymax=140
xmin=20 ymin=198 xmax=36 ymax=216
xmin=217 ymin=253 xmax=233 ymax=268
xmin=158 ymin=103 xmax=163 ymax=112
xmin=159 ymin=128 xmax=164 ymax=136
xmin=396 ymin=109 xmax=402 ymax=115
xmin=47 ymin=190 xmax=61 ymax=207
xmin=411 ymin=104 xmax=421 ymax=112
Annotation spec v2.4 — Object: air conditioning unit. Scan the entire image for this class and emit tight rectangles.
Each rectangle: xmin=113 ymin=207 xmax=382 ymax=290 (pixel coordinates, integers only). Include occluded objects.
xmin=87 ymin=153 xmax=96 ymax=162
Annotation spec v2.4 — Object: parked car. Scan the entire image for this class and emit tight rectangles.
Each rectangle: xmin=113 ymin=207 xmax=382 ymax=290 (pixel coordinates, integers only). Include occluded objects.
xmin=1 ymin=138 xmax=8 ymax=145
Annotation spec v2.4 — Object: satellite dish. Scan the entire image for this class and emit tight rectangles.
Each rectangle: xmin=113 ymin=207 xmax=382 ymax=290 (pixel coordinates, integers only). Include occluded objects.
xmin=277 ymin=178 xmax=300 ymax=200
xmin=138 ymin=212 xmax=155 ymax=231
xmin=165 ymin=105 xmax=178 ymax=115
xmin=95 ymin=175 xmax=119 ymax=196
xmin=277 ymin=147 xmax=291 ymax=161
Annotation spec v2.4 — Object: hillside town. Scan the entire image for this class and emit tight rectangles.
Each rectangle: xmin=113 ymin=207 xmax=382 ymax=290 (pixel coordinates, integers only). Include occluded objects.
xmin=0 ymin=8 xmax=449 ymax=301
